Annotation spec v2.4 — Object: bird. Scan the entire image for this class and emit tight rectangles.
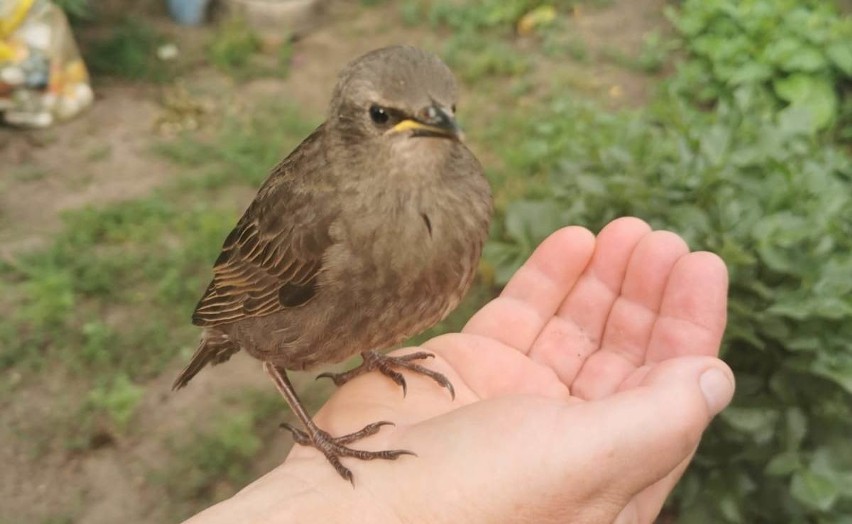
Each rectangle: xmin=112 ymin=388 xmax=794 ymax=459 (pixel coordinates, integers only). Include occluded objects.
xmin=172 ymin=45 xmax=492 ymax=482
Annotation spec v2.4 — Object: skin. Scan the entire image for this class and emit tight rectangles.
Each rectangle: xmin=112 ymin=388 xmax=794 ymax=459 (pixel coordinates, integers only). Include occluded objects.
xmin=185 ymin=217 xmax=735 ymax=524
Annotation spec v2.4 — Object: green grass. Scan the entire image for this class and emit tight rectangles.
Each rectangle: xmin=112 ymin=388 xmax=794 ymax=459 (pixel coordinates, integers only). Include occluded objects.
xmin=2 ymin=196 xmax=223 ymax=373
xmin=85 ymin=373 xmax=144 ymax=430
xmin=85 ymin=18 xmax=178 ymax=82
xmin=8 ymin=166 xmax=50 ymax=182
xmin=0 ymin=100 xmax=316 ymax=461
xmin=207 ymin=18 xmax=293 ymax=81
xmin=207 ymin=18 xmax=261 ymax=78
xmin=151 ymin=388 xmax=285 ymax=520
xmin=442 ymin=32 xmax=531 ymax=83
xmin=161 ymin=110 xmax=316 ymax=187
xmin=601 ymin=30 xmax=674 ymax=74
xmin=85 ymin=144 xmax=112 ymax=162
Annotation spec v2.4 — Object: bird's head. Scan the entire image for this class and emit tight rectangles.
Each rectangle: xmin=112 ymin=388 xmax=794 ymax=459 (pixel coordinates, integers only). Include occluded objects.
xmin=328 ymin=46 xmax=463 ymax=148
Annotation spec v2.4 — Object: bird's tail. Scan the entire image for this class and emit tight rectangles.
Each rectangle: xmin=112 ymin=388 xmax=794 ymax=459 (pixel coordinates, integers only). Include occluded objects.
xmin=172 ymin=329 xmax=239 ymax=390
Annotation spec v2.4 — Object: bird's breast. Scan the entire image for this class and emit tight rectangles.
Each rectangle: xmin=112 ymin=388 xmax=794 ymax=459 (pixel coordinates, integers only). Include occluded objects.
xmin=327 ymin=174 xmax=485 ymax=283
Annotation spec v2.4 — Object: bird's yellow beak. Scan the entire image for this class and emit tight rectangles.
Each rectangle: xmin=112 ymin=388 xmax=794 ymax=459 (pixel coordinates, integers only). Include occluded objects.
xmin=385 ymin=105 xmax=462 ymax=139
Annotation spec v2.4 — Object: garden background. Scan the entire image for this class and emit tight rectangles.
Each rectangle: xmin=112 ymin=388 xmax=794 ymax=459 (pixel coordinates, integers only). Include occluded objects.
xmin=1 ymin=0 xmax=850 ymax=522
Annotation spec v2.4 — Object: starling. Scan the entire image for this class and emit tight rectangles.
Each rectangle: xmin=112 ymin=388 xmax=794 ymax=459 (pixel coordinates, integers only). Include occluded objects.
xmin=173 ymin=45 xmax=492 ymax=482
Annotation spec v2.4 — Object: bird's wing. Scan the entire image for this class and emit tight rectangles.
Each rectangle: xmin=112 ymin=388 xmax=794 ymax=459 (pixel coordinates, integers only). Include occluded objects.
xmin=191 ymin=126 xmax=335 ymax=327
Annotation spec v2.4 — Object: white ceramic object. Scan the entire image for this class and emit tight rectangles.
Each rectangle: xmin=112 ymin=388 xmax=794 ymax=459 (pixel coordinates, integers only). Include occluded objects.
xmin=225 ymin=0 xmax=322 ymax=38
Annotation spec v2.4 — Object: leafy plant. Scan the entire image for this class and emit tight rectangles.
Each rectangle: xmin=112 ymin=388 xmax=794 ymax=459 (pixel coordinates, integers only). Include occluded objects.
xmin=424 ymin=0 xmax=551 ymax=32
xmin=399 ymin=2 xmax=536 ymax=82
xmin=152 ymin=390 xmax=284 ymax=519
xmin=158 ymin=100 xmax=317 ymax=190
xmin=1 ymin=195 xmax=219 ymax=377
xmin=207 ymin=18 xmax=261 ymax=77
xmin=635 ymin=30 xmax=674 ymax=73
xmin=206 ymin=17 xmax=292 ymax=81
xmin=86 ymin=373 xmax=144 ymax=430
xmin=85 ymin=19 xmax=176 ymax=82
xmin=54 ymin=0 xmax=90 ymax=20
xmin=665 ymin=0 xmax=852 ymax=133
xmin=441 ymin=31 xmax=531 ymax=82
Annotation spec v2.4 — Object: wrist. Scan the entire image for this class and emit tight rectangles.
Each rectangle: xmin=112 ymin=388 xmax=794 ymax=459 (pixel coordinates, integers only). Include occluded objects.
xmin=185 ymin=458 xmax=402 ymax=524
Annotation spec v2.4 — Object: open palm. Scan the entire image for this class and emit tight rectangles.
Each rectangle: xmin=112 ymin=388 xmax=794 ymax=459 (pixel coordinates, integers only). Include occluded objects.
xmin=189 ymin=217 xmax=732 ymax=524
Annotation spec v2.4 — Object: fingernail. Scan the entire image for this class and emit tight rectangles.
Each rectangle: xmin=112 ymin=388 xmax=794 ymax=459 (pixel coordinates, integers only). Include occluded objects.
xmin=699 ymin=368 xmax=734 ymax=415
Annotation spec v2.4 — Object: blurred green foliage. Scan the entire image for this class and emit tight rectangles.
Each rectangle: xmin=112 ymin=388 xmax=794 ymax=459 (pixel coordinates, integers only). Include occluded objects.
xmin=603 ymin=30 xmax=676 ymax=74
xmin=166 ymin=412 xmax=262 ymax=496
xmin=54 ymin=0 xmax=90 ymax=20
xmin=86 ymin=373 xmax=144 ymax=430
xmin=0 ymin=195 xmax=227 ymax=377
xmin=418 ymin=0 xmax=552 ymax=31
xmin=157 ymin=101 xmax=317 ymax=189
xmin=401 ymin=0 xmax=545 ymax=82
xmin=207 ymin=18 xmax=293 ymax=81
xmin=207 ymin=18 xmax=261 ymax=76
xmin=152 ymin=389 xmax=283 ymax=519
xmin=666 ymin=0 xmax=852 ymax=135
xmin=86 ymin=18 xmax=177 ymax=82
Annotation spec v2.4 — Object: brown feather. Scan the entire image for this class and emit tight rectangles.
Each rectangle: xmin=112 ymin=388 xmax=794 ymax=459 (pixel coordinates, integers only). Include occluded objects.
xmin=172 ymin=329 xmax=239 ymax=390
xmin=191 ymin=126 xmax=334 ymax=327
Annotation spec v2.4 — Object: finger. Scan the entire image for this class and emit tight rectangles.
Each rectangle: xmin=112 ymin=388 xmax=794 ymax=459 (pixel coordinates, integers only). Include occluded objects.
xmin=528 ymin=217 xmax=652 ymax=385
xmin=557 ymin=357 xmax=734 ymax=499
xmin=571 ymin=232 xmax=689 ymax=400
xmin=647 ymin=251 xmax=728 ymax=361
xmin=463 ymin=226 xmax=595 ymax=353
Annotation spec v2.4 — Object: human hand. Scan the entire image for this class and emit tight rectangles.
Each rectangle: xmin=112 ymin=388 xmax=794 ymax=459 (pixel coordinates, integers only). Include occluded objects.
xmin=187 ymin=217 xmax=734 ymax=524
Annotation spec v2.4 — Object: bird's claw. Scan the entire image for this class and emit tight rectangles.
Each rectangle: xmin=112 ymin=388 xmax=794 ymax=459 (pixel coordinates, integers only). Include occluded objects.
xmin=315 ymin=350 xmax=455 ymax=399
xmin=315 ymin=371 xmax=345 ymax=386
xmin=280 ymin=420 xmax=413 ymax=483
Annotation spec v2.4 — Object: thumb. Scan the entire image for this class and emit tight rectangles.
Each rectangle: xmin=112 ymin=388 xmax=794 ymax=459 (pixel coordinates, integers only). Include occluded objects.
xmin=560 ymin=356 xmax=734 ymax=498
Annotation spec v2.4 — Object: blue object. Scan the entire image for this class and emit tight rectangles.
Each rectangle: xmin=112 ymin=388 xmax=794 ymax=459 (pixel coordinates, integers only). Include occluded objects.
xmin=167 ymin=0 xmax=211 ymax=26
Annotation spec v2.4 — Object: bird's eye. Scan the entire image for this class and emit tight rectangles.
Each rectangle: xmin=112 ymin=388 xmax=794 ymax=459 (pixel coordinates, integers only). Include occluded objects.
xmin=451 ymin=103 xmax=457 ymax=113
xmin=369 ymin=105 xmax=389 ymax=125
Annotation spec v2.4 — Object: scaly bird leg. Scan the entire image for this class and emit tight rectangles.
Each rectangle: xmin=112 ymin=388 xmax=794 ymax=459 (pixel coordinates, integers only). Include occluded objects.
xmin=263 ymin=362 xmax=414 ymax=484
xmin=316 ymin=350 xmax=455 ymax=399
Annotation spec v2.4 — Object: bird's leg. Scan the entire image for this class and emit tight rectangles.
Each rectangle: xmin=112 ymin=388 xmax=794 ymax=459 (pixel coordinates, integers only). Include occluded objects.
xmin=263 ymin=362 xmax=414 ymax=483
xmin=317 ymin=350 xmax=455 ymax=399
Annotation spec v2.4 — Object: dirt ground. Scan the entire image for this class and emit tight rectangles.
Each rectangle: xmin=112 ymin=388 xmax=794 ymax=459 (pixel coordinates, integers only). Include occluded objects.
xmin=0 ymin=1 xmax=665 ymax=522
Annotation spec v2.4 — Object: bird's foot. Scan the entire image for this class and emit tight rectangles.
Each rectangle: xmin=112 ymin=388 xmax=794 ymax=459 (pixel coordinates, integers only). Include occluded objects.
xmin=317 ymin=350 xmax=455 ymax=399
xmin=280 ymin=420 xmax=414 ymax=483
